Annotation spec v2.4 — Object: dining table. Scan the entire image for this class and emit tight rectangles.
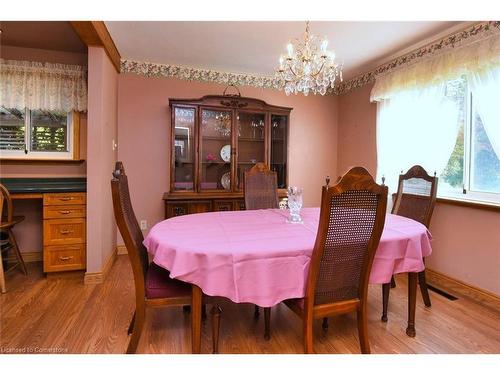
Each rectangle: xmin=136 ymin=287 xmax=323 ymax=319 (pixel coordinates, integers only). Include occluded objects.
xmin=143 ymin=207 xmax=433 ymax=353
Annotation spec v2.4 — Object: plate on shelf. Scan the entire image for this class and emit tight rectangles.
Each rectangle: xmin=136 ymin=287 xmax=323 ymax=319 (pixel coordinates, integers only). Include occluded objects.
xmin=220 ymin=144 xmax=231 ymax=162
xmin=221 ymin=172 xmax=231 ymax=190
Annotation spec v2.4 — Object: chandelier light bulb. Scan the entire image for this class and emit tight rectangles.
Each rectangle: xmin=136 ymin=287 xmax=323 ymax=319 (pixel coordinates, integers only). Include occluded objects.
xmin=320 ymin=39 xmax=328 ymax=54
xmin=286 ymin=43 xmax=294 ymax=57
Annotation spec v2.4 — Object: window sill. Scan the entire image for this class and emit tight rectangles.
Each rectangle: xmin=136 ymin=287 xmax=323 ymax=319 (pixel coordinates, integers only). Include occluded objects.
xmin=436 ymin=196 xmax=500 ymax=212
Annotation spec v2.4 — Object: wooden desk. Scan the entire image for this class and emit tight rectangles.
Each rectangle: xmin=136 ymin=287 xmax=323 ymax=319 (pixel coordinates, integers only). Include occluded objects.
xmin=2 ymin=178 xmax=87 ymax=273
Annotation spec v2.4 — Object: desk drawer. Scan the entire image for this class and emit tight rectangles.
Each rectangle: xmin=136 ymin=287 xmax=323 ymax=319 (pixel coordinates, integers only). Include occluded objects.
xmin=43 ymin=205 xmax=86 ymax=219
xmin=44 ymin=192 xmax=86 ymax=206
xmin=44 ymin=244 xmax=86 ymax=272
xmin=43 ymin=218 xmax=86 ymax=246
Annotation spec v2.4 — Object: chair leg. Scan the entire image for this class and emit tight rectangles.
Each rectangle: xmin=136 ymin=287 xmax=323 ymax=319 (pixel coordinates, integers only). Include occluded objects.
xmin=126 ymin=306 xmax=145 ymax=354
xmin=357 ymin=305 xmax=370 ymax=354
xmin=303 ymin=313 xmax=314 ymax=354
xmin=211 ymin=304 xmax=222 ymax=354
xmin=390 ymin=275 xmax=396 ymax=288
xmin=202 ymin=304 xmax=207 ymax=320
xmin=8 ymin=230 xmax=27 ymax=276
xmin=264 ymin=307 xmax=271 ymax=340
xmin=254 ymin=305 xmax=260 ymax=319
xmin=322 ymin=318 xmax=329 ymax=332
xmin=0 ymin=247 xmax=6 ymax=293
xmin=127 ymin=311 xmax=136 ymax=335
xmin=381 ymin=283 xmax=391 ymax=322
xmin=418 ymin=270 xmax=432 ymax=307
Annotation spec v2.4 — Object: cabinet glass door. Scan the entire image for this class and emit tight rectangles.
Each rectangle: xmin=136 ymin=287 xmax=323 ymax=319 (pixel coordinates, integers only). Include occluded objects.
xmin=236 ymin=112 xmax=266 ymax=189
xmin=173 ymin=107 xmax=196 ymax=190
xmin=270 ymin=114 xmax=288 ymax=188
xmin=200 ymin=108 xmax=232 ymax=191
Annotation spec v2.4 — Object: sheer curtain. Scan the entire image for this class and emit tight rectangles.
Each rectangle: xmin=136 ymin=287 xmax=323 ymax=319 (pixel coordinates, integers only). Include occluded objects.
xmin=376 ymin=84 xmax=460 ymax=193
xmin=372 ymin=31 xmax=500 ymax=193
xmin=468 ymin=66 xmax=500 ymax=157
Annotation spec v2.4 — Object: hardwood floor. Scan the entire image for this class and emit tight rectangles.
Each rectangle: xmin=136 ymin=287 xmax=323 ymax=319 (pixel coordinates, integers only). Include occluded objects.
xmin=1 ymin=255 xmax=499 ymax=354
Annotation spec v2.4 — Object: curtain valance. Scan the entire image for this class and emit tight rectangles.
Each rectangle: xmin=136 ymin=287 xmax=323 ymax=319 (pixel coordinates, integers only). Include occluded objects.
xmin=370 ymin=32 xmax=500 ymax=102
xmin=0 ymin=59 xmax=87 ymax=112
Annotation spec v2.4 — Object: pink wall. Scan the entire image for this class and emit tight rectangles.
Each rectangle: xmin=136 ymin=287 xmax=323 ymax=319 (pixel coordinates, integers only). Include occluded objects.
xmin=338 ymin=83 xmax=377 ymax=177
xmin=0 ymin=46 xmax=88 ymax=254
xmin=338 ymin=84 xmax=500 ymax=296
xmin=117 ymin=74 xmax=339 ymax=244
xmin=86 ymin=47 xmax=118 ymax=273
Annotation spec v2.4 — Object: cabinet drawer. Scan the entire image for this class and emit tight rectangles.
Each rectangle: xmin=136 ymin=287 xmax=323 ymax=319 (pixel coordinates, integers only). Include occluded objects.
xmin=44 ymin=192 xmax=86 ymax=206
xmin=43 ymin=218 xmax=86 ymax=246
xmin=214 ymin=200 xmax=233 ymax=212
xmin=43 ymin=205 xmax=86 ymax=219
xmin=234 ymin=200 xmax=246 ymax=211
xmin=44 ymin=244 xmax=86 ymax=272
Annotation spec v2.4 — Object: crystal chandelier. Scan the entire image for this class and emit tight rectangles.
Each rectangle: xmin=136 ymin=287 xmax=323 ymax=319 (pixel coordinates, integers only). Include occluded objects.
xmin=276 ymin=21 xmax=343 ymax=96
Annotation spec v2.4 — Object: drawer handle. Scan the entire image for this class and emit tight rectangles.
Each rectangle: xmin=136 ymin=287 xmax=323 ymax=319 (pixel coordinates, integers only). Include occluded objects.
xmin=59 ymin=197 xmax=75 ymax=201
xmin=59 ymin=256 xmax=74 ymax=261
xmin=59 ymin=210 xmax=71 ymax=214
xmin=60 ymin=229 xmax=74 ymax=235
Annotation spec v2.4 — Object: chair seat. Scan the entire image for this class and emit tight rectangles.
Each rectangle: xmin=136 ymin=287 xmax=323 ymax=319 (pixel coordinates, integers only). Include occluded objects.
xmin=145 ymin=262 xmax=191 ymax=299
xmin=286 ymin=298 xmax=304 ymax=310
xmin=0 ymin=215 xmax=25 ymax=230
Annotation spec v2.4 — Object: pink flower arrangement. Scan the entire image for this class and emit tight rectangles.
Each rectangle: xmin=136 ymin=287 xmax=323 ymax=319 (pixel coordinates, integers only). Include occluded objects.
xmin=206 ymin=153 xmax=216 ymax=161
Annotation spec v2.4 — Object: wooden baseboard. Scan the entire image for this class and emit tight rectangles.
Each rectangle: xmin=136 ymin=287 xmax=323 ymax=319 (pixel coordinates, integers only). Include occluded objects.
xmin=426 ymin=268 xmax=500 ymax=311
xmin=116 ymin=245 xmax=127 ymax=255
xmin=5 ymin=251 xmax=43 ymax=263
xmin=83 ymin=247 xmax=117 ymax=285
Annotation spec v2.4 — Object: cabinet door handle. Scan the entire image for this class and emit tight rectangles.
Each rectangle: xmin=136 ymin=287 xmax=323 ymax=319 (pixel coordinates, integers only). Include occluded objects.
xmin=60 ymin=229 xmax=73 ymax=235
xmin=59 ymin=256 xmax=74 ymax=261
xmin=59 ymin=210 xmax=71 ymax=214
xmin=59 ymin=197 xmax=75 ymax=201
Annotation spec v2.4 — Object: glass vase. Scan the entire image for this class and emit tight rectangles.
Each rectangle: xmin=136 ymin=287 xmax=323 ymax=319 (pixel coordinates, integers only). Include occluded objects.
xmin=287 ymin=186 xmax=303 ymax=223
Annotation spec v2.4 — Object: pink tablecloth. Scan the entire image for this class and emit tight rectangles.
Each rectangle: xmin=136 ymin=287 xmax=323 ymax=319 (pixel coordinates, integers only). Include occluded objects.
xmin=144 ymin=208 xmax=432 ymax=307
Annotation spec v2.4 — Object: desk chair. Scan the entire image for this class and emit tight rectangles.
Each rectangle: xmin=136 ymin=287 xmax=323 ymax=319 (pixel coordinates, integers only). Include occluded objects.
xmin=0 ymin=183 xmax=28 ymax=293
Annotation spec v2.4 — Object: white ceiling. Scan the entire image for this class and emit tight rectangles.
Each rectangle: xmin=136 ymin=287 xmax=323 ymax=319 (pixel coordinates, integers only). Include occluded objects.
xmin=106 ymin=21 xmax=464 ymax=80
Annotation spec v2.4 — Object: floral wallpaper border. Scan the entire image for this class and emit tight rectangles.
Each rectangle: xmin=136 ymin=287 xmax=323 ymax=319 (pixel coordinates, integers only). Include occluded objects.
xmin=121 ymin=60 xmax=284 ymax=90
xmin=121 ymin=21 xmax=500 ymax=96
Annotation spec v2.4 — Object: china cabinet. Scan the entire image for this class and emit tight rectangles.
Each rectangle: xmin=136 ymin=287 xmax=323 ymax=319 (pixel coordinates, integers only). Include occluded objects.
xmin=164 ymin=91 xmax=292 ymax=218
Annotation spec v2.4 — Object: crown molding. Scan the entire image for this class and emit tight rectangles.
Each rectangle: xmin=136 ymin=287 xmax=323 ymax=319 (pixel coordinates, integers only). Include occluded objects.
xmin=334 ymin=21 xmax=500 ymax=96
xmin=121 ymin=21 xmax=500 ymax=97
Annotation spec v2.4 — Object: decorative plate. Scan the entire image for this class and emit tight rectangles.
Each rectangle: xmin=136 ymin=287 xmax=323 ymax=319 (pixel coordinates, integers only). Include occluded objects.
xmin=220 ymin=144 xmax=231 ymax=162
xmin=221 ymin=172 xmax=231 ymax=190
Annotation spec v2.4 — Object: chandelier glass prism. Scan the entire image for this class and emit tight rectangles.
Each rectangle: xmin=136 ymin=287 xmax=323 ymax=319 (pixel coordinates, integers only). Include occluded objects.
xmin=275 ymin=21 xmax=343 ymax=96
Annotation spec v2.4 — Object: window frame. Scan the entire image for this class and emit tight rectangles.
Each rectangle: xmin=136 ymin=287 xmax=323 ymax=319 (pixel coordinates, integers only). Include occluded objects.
xmin=0 ymin=109 xmax=80 ymax=161
xmin=438 ymin=85 xmax=500 ymax=205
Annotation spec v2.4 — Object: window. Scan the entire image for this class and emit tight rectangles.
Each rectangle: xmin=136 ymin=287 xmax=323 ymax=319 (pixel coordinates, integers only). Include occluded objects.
xmin=440 ymin=77 xmax=500 ymax=203
xmin=0 ymin=107 xmax=78 ymax=160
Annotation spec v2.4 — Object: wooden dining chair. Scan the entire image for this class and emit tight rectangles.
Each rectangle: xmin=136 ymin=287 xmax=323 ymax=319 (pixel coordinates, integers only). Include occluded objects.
xmin=111 ymin=161 xmax=221 ymax=354
xmin=0 ymin=183 xmax=28 ymax=293
xmin=381 ymin=165 xmax=437 ymax=322
xmin=243 ymin=162 xmax=278 ymax=339
xmin=283 ymin=167 xmax=388 ymax=353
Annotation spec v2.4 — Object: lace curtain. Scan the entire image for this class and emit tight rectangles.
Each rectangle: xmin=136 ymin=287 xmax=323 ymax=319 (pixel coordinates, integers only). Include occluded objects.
xmin=370 ymin=32 xmax=500 ymax=101
xmin=0 ymin=59 xmax=87 ymax=112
